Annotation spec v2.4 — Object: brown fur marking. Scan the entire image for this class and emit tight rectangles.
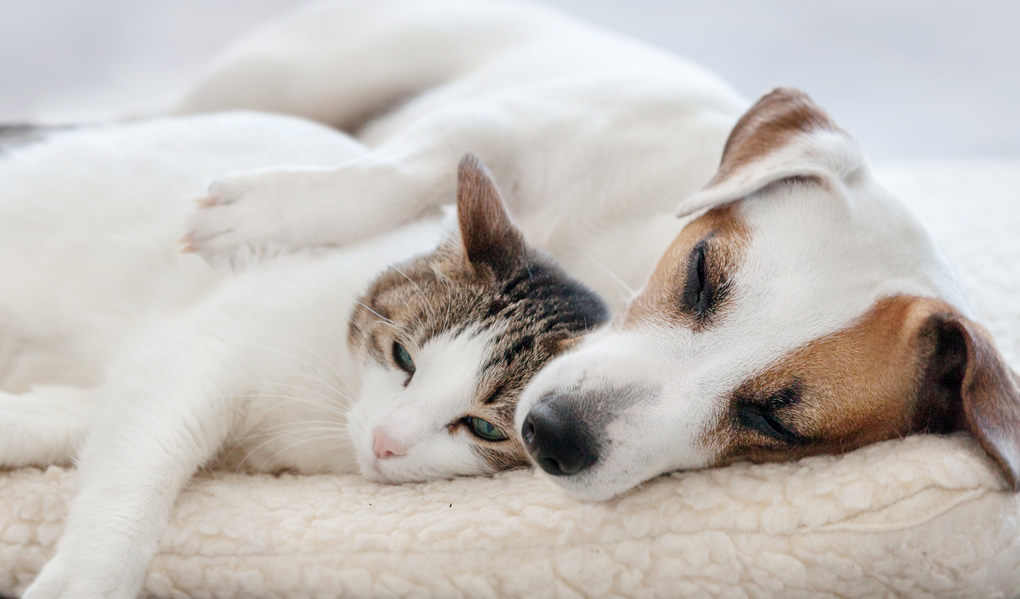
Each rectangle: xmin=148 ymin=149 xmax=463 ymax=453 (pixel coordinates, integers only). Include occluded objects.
xmin=624 ymin=205 xmax=750 ymax=330
xmin=710 ymin=296 xmax=927 ymax=464
xmin=706 ymin=295 xmax=1020 ymax=490
xmin=710 ymin=88 xmax=840 ymax=186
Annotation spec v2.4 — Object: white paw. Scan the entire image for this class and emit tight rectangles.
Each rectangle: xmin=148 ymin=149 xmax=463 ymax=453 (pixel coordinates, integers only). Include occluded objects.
xmin=21 ymin=557 xmax=67 ymax=599
xmin=183 ymin=167 xmax=326 ymax=263
xmin=182 ymin=161 xmax=409 ymax=265
xmin=24 ymin=553 xmax=138 ymax=599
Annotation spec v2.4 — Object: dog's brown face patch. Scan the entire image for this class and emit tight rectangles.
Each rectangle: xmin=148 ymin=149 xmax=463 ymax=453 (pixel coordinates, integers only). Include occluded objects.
xmin=707 ymin=296 xmax=926 ymax=464
xmin=706 ymin=296 xmax=1020 ymax=486
xmin=624 ymin=205 xmax=751 ymax=331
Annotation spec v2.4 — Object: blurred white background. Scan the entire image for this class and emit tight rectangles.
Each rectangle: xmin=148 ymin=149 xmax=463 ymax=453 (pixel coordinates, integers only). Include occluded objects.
xmin=1 ymin=0 xmax=1017 ymax=162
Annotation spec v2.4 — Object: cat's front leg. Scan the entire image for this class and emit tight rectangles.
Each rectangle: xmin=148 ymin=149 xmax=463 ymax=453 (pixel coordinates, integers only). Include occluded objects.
xmin=182 ymin=105 xmax=522 ymax=263
xmin=23 ymin=350 xmax=235 ymax=599
xmin=184 ymin=157 xmax=436 ymax=263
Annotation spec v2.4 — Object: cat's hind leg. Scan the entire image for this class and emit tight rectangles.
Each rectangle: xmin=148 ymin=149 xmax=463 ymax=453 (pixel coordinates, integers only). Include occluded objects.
xmin=0 ymin=385 xmax=99 ymax=468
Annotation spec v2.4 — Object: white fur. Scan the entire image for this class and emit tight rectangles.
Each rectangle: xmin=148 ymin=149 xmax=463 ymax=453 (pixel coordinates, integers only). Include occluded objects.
xmin=0 ymin=114 xmax=509 ymax=598
xmin=12 ymin=0 xmax=983 ymax=594
xmin=175 ymin=0 xmax=974 ymax=503
xmin=349 ymin=327 xmax=496 ymax=483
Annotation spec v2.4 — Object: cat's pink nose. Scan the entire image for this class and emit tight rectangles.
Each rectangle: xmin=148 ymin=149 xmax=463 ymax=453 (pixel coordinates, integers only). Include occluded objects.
xmin=372 ymin=427 xmax=408 ymax=460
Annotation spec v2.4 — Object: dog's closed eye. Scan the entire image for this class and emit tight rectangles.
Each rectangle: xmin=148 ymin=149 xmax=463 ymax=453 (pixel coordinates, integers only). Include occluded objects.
xmin=735 ymin=385 xmax=809 ymax=445
xmin=736 ymin=403 xmax=806 ymax=444
xmin=681 ymin=241 xmax=713 ymax=316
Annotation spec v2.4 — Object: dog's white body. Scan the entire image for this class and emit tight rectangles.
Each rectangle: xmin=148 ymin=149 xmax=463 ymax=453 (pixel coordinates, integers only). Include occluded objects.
xmin=177 ymin=0 xmax=1016 ymax=504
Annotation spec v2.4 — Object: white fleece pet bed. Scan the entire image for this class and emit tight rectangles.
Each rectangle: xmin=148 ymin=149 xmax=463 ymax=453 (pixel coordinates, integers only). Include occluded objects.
xmin=2 ymin=162 xmax=1019 ymax=598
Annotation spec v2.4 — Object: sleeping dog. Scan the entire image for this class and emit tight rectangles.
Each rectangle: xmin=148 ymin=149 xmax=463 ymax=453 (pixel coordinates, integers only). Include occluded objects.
xmin=178 ymin=0 xmax=1019 ymax=501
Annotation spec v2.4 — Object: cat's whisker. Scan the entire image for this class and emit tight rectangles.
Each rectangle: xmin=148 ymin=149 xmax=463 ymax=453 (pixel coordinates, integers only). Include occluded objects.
xmin=281 ymin=373 xmax=353 ymax=403
xmin=224 ymin=390 xmax=351 ymax=415
xmin=356 ymin=302 xmax=411 ymax=334
xmin=386 ymin=260 xmax=438 ymax=326
xmin=231 ymin=422 xmax=347 ymax=474
xmin=232 ymin=426 xmax=305 ymax=474
xmin=235 ymin=382 xmax=342 ymax=405
xmin=230 ymin=420 xmax=329 ymax=450
xmin=434 ymin=268 xmax=455 ymax=329
xmin=238 ymin=331 xmax=357 ymax=397
xmin=579 ymin=248 xmax=635 ymax=299
xmin=372 ymin=319 xmax=411 ymax=335
xmin=255 ymin=432 xmax=349 ymax=476
xmin=222 ymin=392 xmax=351 ymax=424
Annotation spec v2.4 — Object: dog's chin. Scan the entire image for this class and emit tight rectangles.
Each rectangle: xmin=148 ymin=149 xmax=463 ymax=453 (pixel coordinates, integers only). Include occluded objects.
xmin=534 ymin=450 xmax=707 ymax=502
xmin=533 ymin=465 xmax=645 ymax=503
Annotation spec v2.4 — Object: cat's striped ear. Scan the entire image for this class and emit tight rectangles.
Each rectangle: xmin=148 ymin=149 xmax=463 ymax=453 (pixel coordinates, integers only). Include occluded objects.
xmin=456 ymin=153 xmax=526 ymax=275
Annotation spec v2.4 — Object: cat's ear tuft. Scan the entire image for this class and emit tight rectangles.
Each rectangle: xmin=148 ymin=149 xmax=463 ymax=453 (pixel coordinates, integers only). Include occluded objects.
xmin=456 ymin=153 xmax=526 ymax=275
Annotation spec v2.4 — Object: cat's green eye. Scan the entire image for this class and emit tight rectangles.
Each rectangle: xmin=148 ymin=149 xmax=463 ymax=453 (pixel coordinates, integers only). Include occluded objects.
xmin=465 ymin=416 xmax=507 ymax=442
xmin=392 ymin=341 xmax=416 ymax=376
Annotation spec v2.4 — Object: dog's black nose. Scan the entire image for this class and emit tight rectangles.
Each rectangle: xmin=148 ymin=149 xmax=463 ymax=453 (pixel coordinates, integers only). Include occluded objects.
xmin=521 ymin=399 xmax=598 ymax=476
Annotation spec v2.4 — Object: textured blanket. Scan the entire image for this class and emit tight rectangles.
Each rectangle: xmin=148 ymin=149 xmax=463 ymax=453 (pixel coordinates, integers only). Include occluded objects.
xmin=2 ymin=161 xmax=1018 ymax=598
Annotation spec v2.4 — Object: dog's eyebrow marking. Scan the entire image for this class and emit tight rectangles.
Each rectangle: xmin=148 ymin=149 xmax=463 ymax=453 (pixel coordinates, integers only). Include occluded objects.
xmin=733 ymin=379 xmax=804 ymax=408
xmin=624 ymin=205 xmax=749 ymax=330
xmin=767 ymin=383 xmax=802 ymax=408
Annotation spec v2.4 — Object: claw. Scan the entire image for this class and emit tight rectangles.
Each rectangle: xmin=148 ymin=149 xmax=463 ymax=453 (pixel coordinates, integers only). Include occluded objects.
xmin=178 ymin=232 xmax=196 ymax=253
xmin=193 ymin=196 xmax=217 ymax=207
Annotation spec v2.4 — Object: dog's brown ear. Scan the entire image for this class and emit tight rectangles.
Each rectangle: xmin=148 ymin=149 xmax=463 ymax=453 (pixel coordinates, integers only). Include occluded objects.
xmin=456 ymin=153 xmax=526 ymax=275
xmin=677 ymin=88 xmax=861 ymax=217
xmin=914 ymin=310 xmax=1020 ymax=490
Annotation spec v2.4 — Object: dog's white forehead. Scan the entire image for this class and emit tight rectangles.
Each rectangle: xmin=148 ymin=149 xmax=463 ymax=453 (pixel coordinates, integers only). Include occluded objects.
xmin=724 ymin=177 xmax=968 ymax=359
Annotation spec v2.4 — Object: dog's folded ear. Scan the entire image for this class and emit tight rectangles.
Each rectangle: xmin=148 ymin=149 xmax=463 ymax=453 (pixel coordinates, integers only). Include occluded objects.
xmin=456 ymin=152 xmax=527 ymax=275
xmin=914 ymin=308 xmax=1020 ymax=491
xmin=677 ymin=88 xmax=864 ymax=218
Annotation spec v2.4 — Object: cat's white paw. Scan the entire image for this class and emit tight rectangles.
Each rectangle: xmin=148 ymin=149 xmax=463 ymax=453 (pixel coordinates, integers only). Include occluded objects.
xmin=24 ymin=553 xmax=138 ymax=599
xmin=183 ymin=168 xmax=331 ymax=262
xmin=183 ymin=162 xmax=410 ymax=265
xmin=21 ymin=559 xmax=67 ymax=599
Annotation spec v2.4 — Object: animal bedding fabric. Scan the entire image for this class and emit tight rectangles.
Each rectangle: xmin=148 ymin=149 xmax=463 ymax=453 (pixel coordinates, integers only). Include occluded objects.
xmin=2 ymin=161 xmax=1019 ymax=598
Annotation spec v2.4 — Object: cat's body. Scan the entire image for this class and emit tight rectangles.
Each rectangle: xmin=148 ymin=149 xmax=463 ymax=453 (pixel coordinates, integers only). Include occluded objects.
xmin=0 ymin=112 xmax=424 ymax=473
xmin=0 ymin=112 xmax=606 ymax=598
